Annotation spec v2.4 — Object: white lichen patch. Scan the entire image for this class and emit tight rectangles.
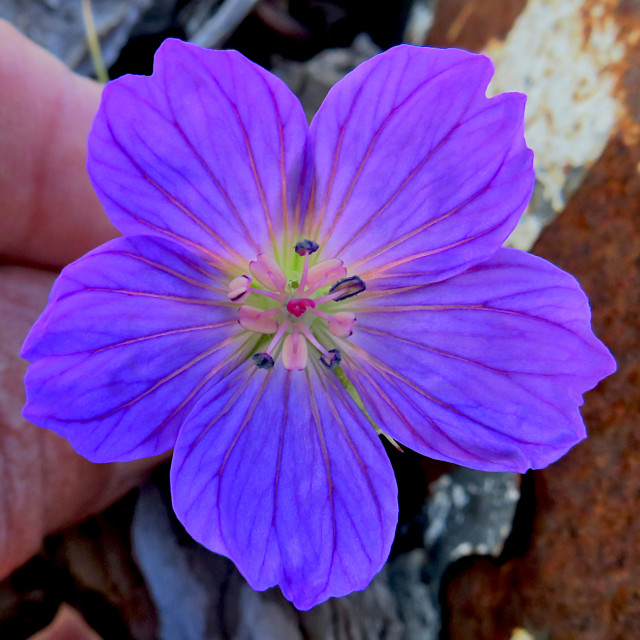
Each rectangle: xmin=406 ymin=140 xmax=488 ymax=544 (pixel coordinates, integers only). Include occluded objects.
xmin=485 ymin=0 xmax=626 ymax=248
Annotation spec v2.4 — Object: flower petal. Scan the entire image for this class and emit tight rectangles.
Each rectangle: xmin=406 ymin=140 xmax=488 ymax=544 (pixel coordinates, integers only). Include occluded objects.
xmin=341 ymin=248 xmax=615 ymax=472
xmin=22 ymin=235 xmax=251 ymax=462
xmin=310 ymin=45 xmax=533 ymax=285
xmin=88 ymin=39 xmax=312 ymax=271
xmin=171 ymin=360 xmax=398 ymax=610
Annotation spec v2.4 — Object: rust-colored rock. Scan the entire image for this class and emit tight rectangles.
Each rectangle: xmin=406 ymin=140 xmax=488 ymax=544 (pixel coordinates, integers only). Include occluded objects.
xmin=426 ymin=0 xmax=527 ymax=51
xmin=445 ymin=132 xmax=640 ymax=639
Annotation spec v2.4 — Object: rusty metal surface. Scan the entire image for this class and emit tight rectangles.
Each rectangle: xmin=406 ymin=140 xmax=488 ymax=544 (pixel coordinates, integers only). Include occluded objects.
xmin=445 ymin=129 xmax=640 ymax=640
xmin=432 ymin=1 xmax=640 ymax=637
xmin=427 ymin=0 xmax=527 ymax=51
xmin=429 ymin=0 xmax=640 ymax=252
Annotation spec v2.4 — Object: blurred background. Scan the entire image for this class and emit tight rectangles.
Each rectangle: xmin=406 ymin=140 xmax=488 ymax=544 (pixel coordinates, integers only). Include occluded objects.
xmin=0 ymin=0 xmax=637 ymax=638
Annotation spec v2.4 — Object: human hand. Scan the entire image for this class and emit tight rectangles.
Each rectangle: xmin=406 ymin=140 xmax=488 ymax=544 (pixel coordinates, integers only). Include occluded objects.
xmin=0 ymin=20 xmax=163 ymax=581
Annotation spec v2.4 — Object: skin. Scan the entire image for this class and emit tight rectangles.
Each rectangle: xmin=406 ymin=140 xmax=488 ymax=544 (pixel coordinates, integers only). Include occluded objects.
xmin=0 ymin=20 xmax=163 ymax=585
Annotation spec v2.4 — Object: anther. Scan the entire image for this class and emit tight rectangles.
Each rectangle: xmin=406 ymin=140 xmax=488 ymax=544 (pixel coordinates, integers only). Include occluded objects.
xmin=252 ymin=353 xmax=274 ymax=369
xmin=328 ymin=312 xmax=356 ymax=338
xmin=320 ymin=348 xmax=341 ymax=370
xmin=238 ymin=306 xmax=279 ymax=334
xmin=305 ymin=259 xmax=347 ymax=292
xmin=294 ymin=239 xmax=319 ymax=256
xmin=329 ymin=276 xmax=366 ymax=301
xmin=282 ymin=331 xmax=308 ymax=371
xmin=249 ymin=254 xmax=287 ymax=292
xmin=227 ymin=274 xmax=252 ymax=302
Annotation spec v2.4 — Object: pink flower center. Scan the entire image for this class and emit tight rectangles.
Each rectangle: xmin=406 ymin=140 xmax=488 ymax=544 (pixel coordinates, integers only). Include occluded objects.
xmin=226 ymin=240 xmax=364 ymax=371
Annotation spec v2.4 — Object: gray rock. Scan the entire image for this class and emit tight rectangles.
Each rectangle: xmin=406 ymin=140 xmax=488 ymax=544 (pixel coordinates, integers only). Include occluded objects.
xmin=421 ymin=467 xmax=520 ymax=613
xmin=1 ymin=0 xmax=153 ymax=75
xmin=403 ymin=0 xmax=436 ymax=45
xmin=132 ymin=483 xmax=240 ymax=640
xmin=190 ymin=0 xmax=260 ymax=49
xmin=272 ymin=34 xmax=382 ymax=121
xmin=132 ymin=466 xmax=519 ymax=640
xmin=177 ymin=0 xmax=222 ymax=40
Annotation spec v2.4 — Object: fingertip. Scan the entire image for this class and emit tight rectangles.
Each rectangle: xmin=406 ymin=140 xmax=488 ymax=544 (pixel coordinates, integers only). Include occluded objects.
xmin=0 ymin=23 xmax=117 ymax=268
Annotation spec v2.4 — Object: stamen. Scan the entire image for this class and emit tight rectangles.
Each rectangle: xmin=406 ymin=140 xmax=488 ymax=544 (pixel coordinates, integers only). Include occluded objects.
xmin=328 ymin=312 xmax=356 ymax=338
xmin=294 ymin=239 xmax=319 ymax=256
xmin=252 ymin=353 xmax=274 ymax=369
xmin=282 ymin=330 xmax=308 ymax=371
xmin=307 ymin=308 xmax=356 ymax=338
xmin=248 ymin=288 xmax=285 ymax=302
xmin=249 ymin=254 xmax=287 ymax=292
xmin=265 ymin=321 xmax=290 ymax=354
xmin=305 ymin=259 xmax=347 ymax=294
xmin=286 ymin=297 xmax=316 ymax=318
xmin=298 ymin=322 xmax=327 ymax=354
xmin=238 ymin=306 xmax=279 ymax=334
xmin=295 ymin=240 xmax=322 ymax=292
xmin=320 ymin=349 xmax=341 ymax=370
xmin=298 ymin=250 xmax=312 ymax=292
xmin=227 ymin=274 xmax=252 ymax=302
xmin=329 ymin=276 xmax=366 ymax=301
xmin=251 ymin=320 xmax=289 ymax=370
xmin=307 ymin=308 xmax=332 ymax=321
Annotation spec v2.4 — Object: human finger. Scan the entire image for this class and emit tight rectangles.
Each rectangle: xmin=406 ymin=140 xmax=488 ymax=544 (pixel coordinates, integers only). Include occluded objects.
xmin=0 ymin=20 xmax=117 ymax=268
xmin=0 ymin=265 xmax=162 ymax=580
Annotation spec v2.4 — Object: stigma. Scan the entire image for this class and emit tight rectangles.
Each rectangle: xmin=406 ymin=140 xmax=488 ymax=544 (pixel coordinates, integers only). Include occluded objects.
xmin=286 ymin=298 xmax=315 ymax=317
xmin=226 ymin=240 xmax=364 ymax=372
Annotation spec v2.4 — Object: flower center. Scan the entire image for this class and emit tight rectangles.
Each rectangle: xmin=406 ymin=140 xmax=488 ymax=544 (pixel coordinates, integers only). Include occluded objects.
xmin=227 ymin=240 xmax=365 ymax=371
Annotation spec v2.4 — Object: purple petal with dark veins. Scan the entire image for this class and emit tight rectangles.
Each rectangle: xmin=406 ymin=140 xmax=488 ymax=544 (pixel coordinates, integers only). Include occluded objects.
xmin=88 ymin=39 xmax=312 ymax=272
xmin=310 ymin=45 xmax=533 ymax=285
xmin=22 ymin=235 xmax=250 ymax=462
xmin=340 ymin=248 xmax=615 ymax=472
xmin=171 ymin=359 xmax=397 ymax=610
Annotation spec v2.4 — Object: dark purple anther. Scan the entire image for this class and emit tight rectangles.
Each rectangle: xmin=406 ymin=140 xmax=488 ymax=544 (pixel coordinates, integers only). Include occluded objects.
xmin=252 ymin=352 xmax=275 ymax=369
xmin=329 ymin=276 xmax=366 ymax=301
xmin=294 ymin=239 xmax=319 ymax=256
xmin=320 ymin=349 xmax=341 ymax=370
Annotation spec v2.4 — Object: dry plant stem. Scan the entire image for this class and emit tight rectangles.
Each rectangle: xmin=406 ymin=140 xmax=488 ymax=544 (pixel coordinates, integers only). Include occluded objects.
xmin=191 ymin=0 xmax=261 ymax=48
xmin=81 ymin=0 xmax=110 ymax=84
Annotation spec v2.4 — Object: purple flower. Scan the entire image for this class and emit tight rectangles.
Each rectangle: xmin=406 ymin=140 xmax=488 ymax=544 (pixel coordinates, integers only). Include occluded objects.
xmin=21 ymin=39 xmax=615 ymax=609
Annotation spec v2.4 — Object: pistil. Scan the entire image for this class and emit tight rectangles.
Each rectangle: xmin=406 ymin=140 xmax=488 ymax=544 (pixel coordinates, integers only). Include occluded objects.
xmin=286 ymin=298 xmax=316 ymax=317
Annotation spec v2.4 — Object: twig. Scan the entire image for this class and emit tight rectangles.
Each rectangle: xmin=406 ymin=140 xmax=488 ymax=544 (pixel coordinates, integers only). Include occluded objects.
xmin=81 ymin=0 xmax=109 ymax=83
